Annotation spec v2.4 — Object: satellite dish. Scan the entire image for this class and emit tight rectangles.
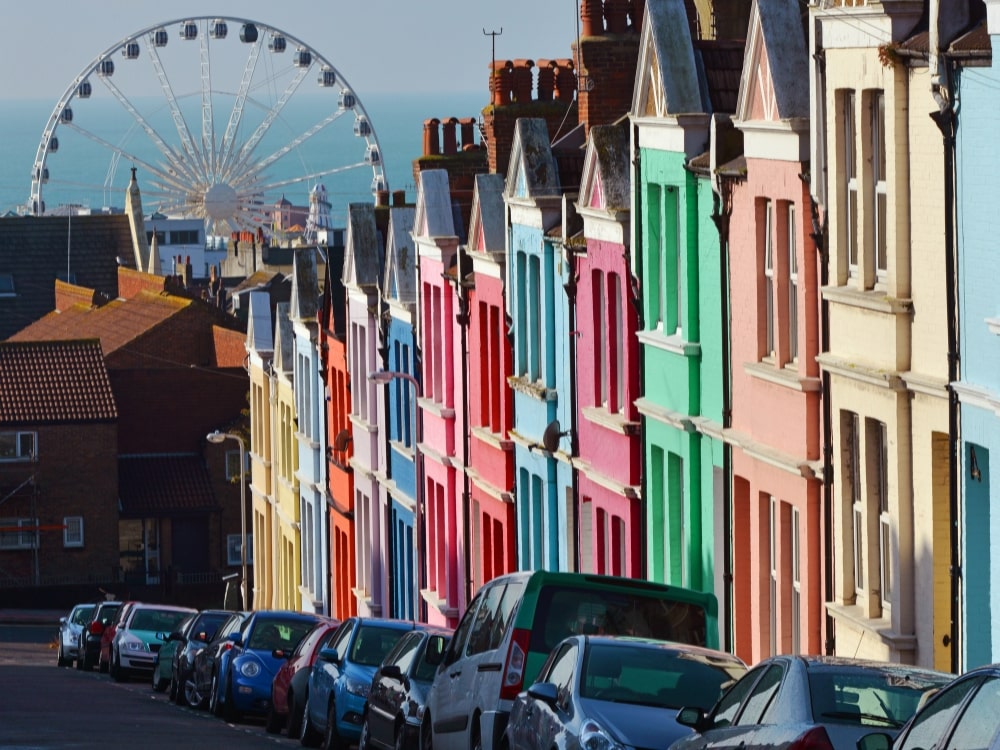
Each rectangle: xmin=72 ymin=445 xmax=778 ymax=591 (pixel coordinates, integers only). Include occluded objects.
xmin=542 ymin=420 xmax=566 ymax=453
xmin=333 ymin=429 xmax=352 ymax=452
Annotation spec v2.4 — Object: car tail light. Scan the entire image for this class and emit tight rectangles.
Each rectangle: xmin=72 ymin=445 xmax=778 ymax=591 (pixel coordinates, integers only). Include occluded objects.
xmin=789 ymin=727 xmax=835 ymax=750
xmin=222 ymin=642 xmax=234 ymax=651
xmin=499 ymin=628 xmax=531 ymax=701
xmin=89 ymin=622 xmax=104 ymax=635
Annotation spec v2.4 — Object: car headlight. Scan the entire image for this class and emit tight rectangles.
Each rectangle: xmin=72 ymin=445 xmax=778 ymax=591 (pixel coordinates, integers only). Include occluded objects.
xmin=122 ymin=637 xmax=146 ymax=652
xmin=580 ymin=719 xmax=626 ymax=750
xmin=345 ymin=675 xmax=370 ymax=698
xmin=240 ymin=660 xmax=261 ymax=678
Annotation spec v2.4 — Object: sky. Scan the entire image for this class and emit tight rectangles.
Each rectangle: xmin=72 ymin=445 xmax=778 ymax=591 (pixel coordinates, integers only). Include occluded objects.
xmin=0 ymin=0 xmax=581 ymax=100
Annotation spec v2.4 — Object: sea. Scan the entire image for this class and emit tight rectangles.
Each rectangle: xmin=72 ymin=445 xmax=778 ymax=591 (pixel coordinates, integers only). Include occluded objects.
xmin=0 ymin=90 xmax=487 ymax=229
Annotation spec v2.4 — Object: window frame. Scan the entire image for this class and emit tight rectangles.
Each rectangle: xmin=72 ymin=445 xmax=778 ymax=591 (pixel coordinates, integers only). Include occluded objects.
xmin=0 ymin=431 xmax=37 ymax=462
xmin=63 ymin=516 xmax=84 ymax=548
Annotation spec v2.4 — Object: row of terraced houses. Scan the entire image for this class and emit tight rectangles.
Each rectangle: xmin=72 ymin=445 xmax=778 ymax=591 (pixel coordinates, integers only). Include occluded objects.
xmin=238 ymin=0 xmax=1000 ymax=675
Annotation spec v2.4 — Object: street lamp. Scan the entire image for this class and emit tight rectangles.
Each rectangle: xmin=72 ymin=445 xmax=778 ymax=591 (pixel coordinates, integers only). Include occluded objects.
xmin=207 ymin=430 xmax=248 ymax=610
xmin=369 ymin=369 xmax=423 ymax=621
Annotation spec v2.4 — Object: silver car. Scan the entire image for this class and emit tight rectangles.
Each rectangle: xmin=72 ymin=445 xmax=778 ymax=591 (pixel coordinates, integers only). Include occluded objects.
xmin=56 ymin=603 xmax=96 ymax=667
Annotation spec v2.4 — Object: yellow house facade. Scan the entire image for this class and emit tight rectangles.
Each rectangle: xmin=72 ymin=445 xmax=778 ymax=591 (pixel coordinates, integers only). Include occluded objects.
xmin=273 ymin=304 xmax=302 ymax=611
xmin=812 ymin=1 xmax=952 ymax=671
xmin=247 ymin=292 xmax=275 ymax=609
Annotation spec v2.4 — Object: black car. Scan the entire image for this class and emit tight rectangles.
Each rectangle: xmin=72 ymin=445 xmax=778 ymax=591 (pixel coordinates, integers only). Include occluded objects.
xmin=166 ymin=609 xmax=235 ymax=705
xmin=75 ymin=600 xmax=122 ymax=672
xmin=360 ymin=626 xmax=452 ymax=750
xmin=190 ymin=611 xmax=250 ymax=709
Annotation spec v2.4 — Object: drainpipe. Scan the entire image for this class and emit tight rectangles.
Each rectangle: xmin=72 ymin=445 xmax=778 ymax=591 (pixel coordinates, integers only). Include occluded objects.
xmin=630 ymin=122 xmax=648 ymax=574
xmin=452 ymin=241 xmax=473 ymax=606
xmin=561 ymin=202 xmax=581 ymax=571
xmin=929 ymin=56 xmax=960 ymax=675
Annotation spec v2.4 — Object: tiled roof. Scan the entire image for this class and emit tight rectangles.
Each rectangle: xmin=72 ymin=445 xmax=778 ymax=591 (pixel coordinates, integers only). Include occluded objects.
xmin=0 ymin=214 xmax=135 ymax=340
xmin=696 ymin=40 xmax=746 ymax=114
xmin=8 ymin=290 xmax=189 ymax=353
xmin=0 ymin=339 xmax=117 ymax=424
xmin=118 ymin=454 xmax=219 ymax=517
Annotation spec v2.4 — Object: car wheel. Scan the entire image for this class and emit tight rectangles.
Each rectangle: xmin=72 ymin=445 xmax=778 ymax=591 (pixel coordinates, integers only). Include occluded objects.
xmin=393 ymin=721 xmax=408 ymax=750
xmin=286 ymin=689 xmax=303 ymax=738
xmin=222 ymin=675 xmax=241 ymax=723
xmin=298 ymin=695 xmax=323 ymax=748
xmin=169 ymin=675 xmax=179 ymax=702
xmin=322 ymin=699 xmax=346 ymax=750
xmin=75 ymin=650 xmax=85 ymax=670
xmin=184 ymin=677 xmax=205 ymax=710
xmin=99 ymin=652 xmax=109 ymax=674
xmin=56 ymin=642 xmax=68 ymax=667
xmin=152 ymin=667 xmax=168 ymax=692
xmin=264 ymin=701 xmax=284 ymax=734
xmin=419 ymin=715 xmax=432 ymax=750
xmin=112 ymin=653 xmax=127 ymax=683
xmin=358 ymin=715 xmax=371 ymax=750
xmin=210 ymin=673 xmax=223 ymax=717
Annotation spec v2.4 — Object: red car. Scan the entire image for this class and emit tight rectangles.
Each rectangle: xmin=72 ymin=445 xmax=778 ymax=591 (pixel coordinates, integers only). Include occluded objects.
xmin=99 ymin=601 xmax=138 ymax=674
xmin=265 ymin=618 xmax=339 ymax=736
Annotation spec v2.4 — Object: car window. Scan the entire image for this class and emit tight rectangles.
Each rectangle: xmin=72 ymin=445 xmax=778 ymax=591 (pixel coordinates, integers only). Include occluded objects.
xmin=193 ymin=613 xmax=230 ymax=642
xmin=350 ymin=625 xmax=408 ymax=667
xmin=386 ymin=632 xmax=421 ymax=675
xmin=900 ymin=676 xmax=984 ymax=750
xmin=415 ymin=634 xmax=449 ymax=682
xmin=711 ymin=666 xmax=767 ymax=728
xmin=327 ymin=621 xmax=354 ymax=660
xmin=131 ymin=608 xmax=191 ymax=633
xmin=808 ymin=665 xmax=950 ymax=728
xmin=217 ymin=614 xmax=245 ymax=640
xmin=72 ymin=606 xmax=95 ymax=625
xmin=248 ymin=619 xmax=317 ymax=651
xmin=490 ymin=580 xmax=525 ymax=650
xmin=444 ymin=591 xmax=482 ymax=666
xmin=947 ymin=676 xmax=1000 ymax=748
xmin=737 ymin=664 xmax=784 ymax=725
xmin=467 ymin=583 xmax=506 ymax=656
xmin=547 ymin=643 xmax=578 ymax=710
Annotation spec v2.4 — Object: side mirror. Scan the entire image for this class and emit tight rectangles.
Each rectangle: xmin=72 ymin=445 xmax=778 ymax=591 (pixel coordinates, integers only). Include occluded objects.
xmin=675 ymin=707 xmax=706 ymax=730
xmin=318 ymin=647 xmax=339 ymax=664
xmin=526 ymin=682 xmax=559 ymax=705
xmin=227 ymin=632 xmax=243 ymax=646
xmin=380 ymin=664 xmax=402 ymax=681
xmin=856 ymin=733 xmax=893 ymax=750
xmin=59 ymin=617 xmax=67 ymax=625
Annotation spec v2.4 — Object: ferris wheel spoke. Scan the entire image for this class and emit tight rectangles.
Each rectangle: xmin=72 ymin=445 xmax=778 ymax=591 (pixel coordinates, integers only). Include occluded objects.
xmin=217 ymin=34 xmax=265 ymax=177
xmin=220 ymin=64 xmax=312 ymax=179
xmin=229 ymin=109 xmax=349 ymax=184
xmin=144 ymin=35 xmax=209 ymax=179
xmin=199 ymin=24 xmax=217 ymax=179
xmin=95 ymin=75 xmax=200 ymax=186
xmin=60 ymin=123 xmax=194 ymax=195
xmin=248 ymin=162 xmax=369 ymax=193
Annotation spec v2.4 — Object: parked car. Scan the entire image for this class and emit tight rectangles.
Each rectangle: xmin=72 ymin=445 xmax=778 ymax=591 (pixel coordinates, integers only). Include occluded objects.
xmin=109 ymin=603 xmax=196 ymax=682
xmin=857 ymin=663 xmax=1000 ymax=750
xmin=76 ymin=600 xmax=122 ymax=671
xmin=425 ymin=570 xmax=719 ymax=750
xmin=152 ymin=611 xmax=195 ymax=691
xmin=209 ymin=609 xmax=321 ymax=722
xmin=191 ymin=611 xmax=250 ymax=710
xmin=99 ymin=600 xmax=138 ymax=674
xmin=55 ymin=602 xmax=95 ymax=667
xmin=505 ymin=635 xmax=746 ymax=750
xmin=670 ymin=655 xmax=954 ymax=750
xmin=300 ymin=617 xmax=422 ymax=749
xmin=360 ymin=626 xmax=453 ymax=750
xmin=165 ymin=609 xmax=235 ymax=705
xmin=265 ymin=618 xmax=341 ymax=736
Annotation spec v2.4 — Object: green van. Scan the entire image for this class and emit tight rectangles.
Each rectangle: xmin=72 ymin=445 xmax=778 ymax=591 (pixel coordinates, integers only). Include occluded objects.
xmin=424 ymin=570 xmax=718 ymax=750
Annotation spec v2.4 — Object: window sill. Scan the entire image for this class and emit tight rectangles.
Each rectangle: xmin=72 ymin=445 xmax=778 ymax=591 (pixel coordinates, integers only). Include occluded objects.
xmin=821 ymin=284 xmax=913 ymax=316
xmin=744 ymin=361 xmax=821 ymax=393
xmin=421 ymin=587 xmax=460 ymax=620
xmin=470 ymin=426 xmax=514 ymax=451
xmin=417 ymin=397 xmax=456 ymax=420
xmin=826 ymin=601 xmax=915 ymax=653
xmin=388 ymin=439 xmax=414 ymax=460
xmin=636 ymin=329 xmax=701 ymax=357
xmin=581 ymin=406 xmax=640 ymax=435
xmin=507 ymin=375 xmax=557 ymax=402
xmin=986 ymin=317 xmax=1000 ymax=336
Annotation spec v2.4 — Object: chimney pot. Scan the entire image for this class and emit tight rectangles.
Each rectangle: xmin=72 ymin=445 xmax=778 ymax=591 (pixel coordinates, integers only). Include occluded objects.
xmin=423 ymin=117 xmax=441 ymax=156
xmin=392 ymin=190 xmax=406 ymax=206
xmin=442 ymin=117 xmax=459 ymax=155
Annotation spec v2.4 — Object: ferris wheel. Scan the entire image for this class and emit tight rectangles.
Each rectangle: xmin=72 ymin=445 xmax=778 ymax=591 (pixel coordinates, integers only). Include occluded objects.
xmin=28 ymin=16 xmax=388 ymax=238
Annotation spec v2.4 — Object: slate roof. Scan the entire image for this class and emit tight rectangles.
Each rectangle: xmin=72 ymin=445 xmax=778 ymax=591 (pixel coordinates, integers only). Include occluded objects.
xmin=344 ymin=203 xmax=384 ymax=289
xmin=383 ymin=206 xmax=418 ymax=304
xmin=696 ymin=39 xmax=747 ymax=114
xmin=0 ymin=339 xmax=117 ymax=425
xmin=290 ymin=247 xmax=320 ymax=322
xmin=118 ymin=454 xmax=218 ymax=517
xmin=468 ymin=174 xmax=507 ymax=255
xmin=0 ymin=214 xmax=135 ymax=340
xmin=506 ymin=119 xmax=562 ymax=199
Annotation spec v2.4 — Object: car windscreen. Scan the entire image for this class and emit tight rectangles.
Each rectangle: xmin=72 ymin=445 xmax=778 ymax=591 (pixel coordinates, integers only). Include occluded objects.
xmin=247 ymin=618 xmax=316 ymax=652
xmin=529 ymin=586 xmax=709 ymax=655
xmin=191 ymin=613 xmax=230 ymax=642
xmin=72 ymin=606 xmax=96 ymax=625
xmin=350 ymin=626 xmax=410 ymax=667
xmin=130 ymin=609 xmax=191 ymax=633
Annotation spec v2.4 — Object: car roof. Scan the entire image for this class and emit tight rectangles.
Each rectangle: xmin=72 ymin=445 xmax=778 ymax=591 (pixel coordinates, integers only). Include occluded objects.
xmin=578 ymin=635 xmax=745 ymax=662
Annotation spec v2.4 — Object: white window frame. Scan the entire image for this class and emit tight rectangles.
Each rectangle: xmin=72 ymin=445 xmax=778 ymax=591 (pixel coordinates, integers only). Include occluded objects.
xmin=226 ymin=533 xmax=254 ymax=566
xmin=63 ymin=516 xmax=84 ymax=548
xmin=791 ymin=506 xmax=801 ymax=653
xmin=764 ymin=200 xmax=775 ymax=360
xmin=874 ymin=419 xmax=891 ymax=613
xmin=0 ymin=517 xmax=37 ymax=550
xmin=843 ymin=91 xmax=859 ymax=278
xmin=787 ymin=204 xmax=799 ymax=364
xmin=769 ymin=496 xmax=777 ymax=656
xmin=871 ymin=90 xmax=887 ymax=283
xmin=846 ymin=412 xmax=864 ymax=598
xmin=0 ymin=431 xmax=37 ymax=462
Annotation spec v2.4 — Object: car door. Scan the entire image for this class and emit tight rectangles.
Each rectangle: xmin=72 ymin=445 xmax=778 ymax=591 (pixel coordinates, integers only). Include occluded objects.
xmin=896 ymin=674 xmax=986 ymax=750
xmin=429 ymin=591 xmax=483 ymax=750
xmin=370 ymin=631 xmax=421 ymax=748
xmin=675 ymin=664 xmax=769 ymax=750
xmin=525 ymin=641 xmax=578 ymax=750
xmin=309 ymin=619 xmax=354 ymax=731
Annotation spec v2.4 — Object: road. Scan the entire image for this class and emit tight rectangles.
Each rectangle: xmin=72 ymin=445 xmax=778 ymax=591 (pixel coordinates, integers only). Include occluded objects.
xmin=0 ymin=619 xmax=297 ymax=749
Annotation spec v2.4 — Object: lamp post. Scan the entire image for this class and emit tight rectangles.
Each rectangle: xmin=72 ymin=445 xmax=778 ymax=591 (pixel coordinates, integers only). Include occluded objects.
xmin=207 ymin=430 xmax=248 ymax=610
xmin=369 ymin=369 xmax=423 ymax=622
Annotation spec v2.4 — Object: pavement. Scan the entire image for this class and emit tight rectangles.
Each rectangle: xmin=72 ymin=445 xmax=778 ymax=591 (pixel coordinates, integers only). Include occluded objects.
xmin=0 ymin=609 xmax=65 ymax=626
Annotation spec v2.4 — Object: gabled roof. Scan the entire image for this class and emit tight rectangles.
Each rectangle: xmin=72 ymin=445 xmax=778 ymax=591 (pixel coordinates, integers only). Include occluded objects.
xmin=414 ymin=171 xmax=457 ymax=238
xmin=289 ymin=247 xmax=320 ymax=322
xmin=579 ymin=120 xmax=631 ymax=213
xmin=319 ymin=245 xmax=347 ymax=339
xmin=118 ymin=454 xmax=218 ymax=517
xmin=734 ymin=0 xmax=808 ymax=123
xmin=383 ymin=206 xmax=417 ymax=304
xmin=504 ymin=119 xmax=561 ymax=200
xmin=0 ymin=214 xmax=135 ymax=340
xmin=467 ymin=174 xmax=507 ymax=255
xmin=246 ymin=291 xmax=274 ymax=354
xmin=273 ymin=301 xmax=294 ymax=375
xmin=631 ymin=0 xmax=705 ymax=118
xmin=0 ymin=339 xmax=117 ymax=425
xmin=342 ymin=202 xmax=383 ymax=289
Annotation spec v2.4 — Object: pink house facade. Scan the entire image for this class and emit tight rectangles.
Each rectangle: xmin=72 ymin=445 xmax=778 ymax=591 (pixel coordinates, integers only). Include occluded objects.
xmin=723 ymin=0 xmax=824 ymax=664
xmin=465 ymin=174 xmax=517 ymax=589
xmin=574 ymin=122 xmax=642 ymax=577
xmin=414 ymin=170 xmax=466 ymax=626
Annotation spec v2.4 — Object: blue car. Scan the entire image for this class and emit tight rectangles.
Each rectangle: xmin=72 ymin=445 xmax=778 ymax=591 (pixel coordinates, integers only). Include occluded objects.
xmin=300 ymin=617 xmax=422 ymax=748
xmin=210 ymin=609 xmax=322 ymax=723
